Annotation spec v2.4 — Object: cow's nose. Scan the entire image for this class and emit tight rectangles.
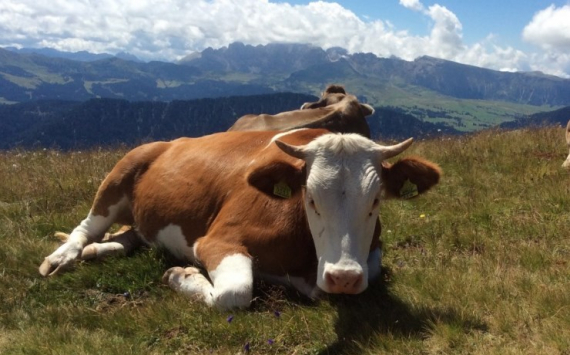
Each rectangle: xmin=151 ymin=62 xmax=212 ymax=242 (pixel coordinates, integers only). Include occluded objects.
xmin=324 ymin=269 xmax=364 ymax=294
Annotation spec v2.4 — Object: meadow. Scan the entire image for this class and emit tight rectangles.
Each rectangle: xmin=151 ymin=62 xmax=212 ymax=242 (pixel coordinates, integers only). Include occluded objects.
xmin=0 ymin=126 xmax=569 ymax=354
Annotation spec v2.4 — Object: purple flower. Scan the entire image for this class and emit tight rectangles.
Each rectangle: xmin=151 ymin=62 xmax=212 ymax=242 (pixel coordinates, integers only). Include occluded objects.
xmin=123 ymin=291 xmax=130 ymax=298
xmin=268 ymin=339 xmax=274 ymax=345
xmin=227 ymin=315 xmax=234 ymax=323
xmin=274 ymin=310 xmax=281 ymax=318
xmin=244 ymin=342 xmax=250 ymax=352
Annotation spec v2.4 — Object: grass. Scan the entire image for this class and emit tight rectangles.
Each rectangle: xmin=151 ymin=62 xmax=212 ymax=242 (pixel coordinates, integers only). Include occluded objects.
xmin=1 ymin=127 xmax=569 ymax=354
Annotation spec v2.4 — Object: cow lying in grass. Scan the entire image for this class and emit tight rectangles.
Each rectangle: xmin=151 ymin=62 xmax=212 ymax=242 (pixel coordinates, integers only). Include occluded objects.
xmin=39 ymin=128 xmax=441 ymax=309
xmin=228 ymin=84 xmax=374 ymax=138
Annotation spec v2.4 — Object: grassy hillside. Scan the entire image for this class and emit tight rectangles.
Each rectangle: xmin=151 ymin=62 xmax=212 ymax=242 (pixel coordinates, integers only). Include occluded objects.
xmin=1 ymin=127 xmax=569 ymax=354
xmin=312 ymin=80 xmax=553 ymax=132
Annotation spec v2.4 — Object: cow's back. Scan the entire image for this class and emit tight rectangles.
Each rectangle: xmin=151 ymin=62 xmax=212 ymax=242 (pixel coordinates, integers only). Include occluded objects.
xmin=130 ymin=130 xmax=319 ymax=273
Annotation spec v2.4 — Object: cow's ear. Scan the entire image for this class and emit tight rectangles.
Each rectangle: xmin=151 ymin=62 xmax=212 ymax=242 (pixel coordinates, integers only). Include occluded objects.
xmin=381 ymin=157 xmax=441 ymax=199
xmin=360 ymin=103 xmax=375 ymax=117
xmin=246 ymin=160 xmax=305 ymax=197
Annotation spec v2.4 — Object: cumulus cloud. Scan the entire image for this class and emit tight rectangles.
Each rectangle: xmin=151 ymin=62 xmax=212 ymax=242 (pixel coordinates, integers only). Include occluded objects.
xmin=523 ymin=5 xmax=570 ymax=51
xmin=0 ymin=0 xmax=568 ymax=77
xmin=399 ymin=0 xmax=424 ymax=12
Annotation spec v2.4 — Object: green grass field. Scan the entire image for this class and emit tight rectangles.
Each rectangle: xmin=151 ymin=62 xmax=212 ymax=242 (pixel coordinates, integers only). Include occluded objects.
xmin=341 ymin=80 xmax=552 ymax=132
xmin=1 ymin=127 xmax=569 ymax=354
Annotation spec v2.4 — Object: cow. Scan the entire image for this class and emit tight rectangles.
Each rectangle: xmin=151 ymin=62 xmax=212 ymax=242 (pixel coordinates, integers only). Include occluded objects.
xmin=39 ymin=128 xmax=441 ymax=309
xmin=563 ymin=119 xmax=570 ymax=169
xmin=228 ymin=85 xmax=374 ymax=138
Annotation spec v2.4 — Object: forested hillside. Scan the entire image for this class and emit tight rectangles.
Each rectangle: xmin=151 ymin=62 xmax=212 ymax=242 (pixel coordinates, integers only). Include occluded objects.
xmin=500 ymin=106 xmax=570 ymax=129
xmin=0 ymin=93 xmax=457 ymax=149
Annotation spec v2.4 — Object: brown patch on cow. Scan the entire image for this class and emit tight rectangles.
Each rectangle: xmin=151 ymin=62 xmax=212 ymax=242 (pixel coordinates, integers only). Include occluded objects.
xmin=247 ymin=160 xmax=306 ymax=197
xmin=91 ymin=141 xmax=170 ymax=219
xmin=381 ymin=157 xmax=442 ymax=199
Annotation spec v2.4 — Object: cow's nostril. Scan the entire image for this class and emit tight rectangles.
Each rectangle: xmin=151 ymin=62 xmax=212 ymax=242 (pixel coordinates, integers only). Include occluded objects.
xmin=324 ymin=269 xmax=363 ymax=293
xmin=325 ymin=272 xmax=337 ymax=287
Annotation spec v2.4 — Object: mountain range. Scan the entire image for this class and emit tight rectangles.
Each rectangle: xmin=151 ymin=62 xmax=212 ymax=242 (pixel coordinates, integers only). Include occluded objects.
xmin=2 ymin=42 xmax=570 ymax=132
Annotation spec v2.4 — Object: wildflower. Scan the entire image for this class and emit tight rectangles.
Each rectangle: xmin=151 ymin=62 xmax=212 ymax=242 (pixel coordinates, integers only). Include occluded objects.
xmin=123 ymin=292 xmax=130 ymax=298
xmin=244 ymin=342 xmax=250 ymax=352
xmin=267 ymin=339 xmax=274 ymax=345
xmin=227 ymin=315 xmax=234 ymax=323
xmin=420 ymin=214 xmax=426 ymax=218
xmin=274 ymin=310 xmax=280 ymax=318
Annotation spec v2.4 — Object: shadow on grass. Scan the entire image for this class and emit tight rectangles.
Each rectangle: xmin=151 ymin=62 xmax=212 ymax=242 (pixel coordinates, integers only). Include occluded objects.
xmin=318 ymin=267 xmax=488 ymax=355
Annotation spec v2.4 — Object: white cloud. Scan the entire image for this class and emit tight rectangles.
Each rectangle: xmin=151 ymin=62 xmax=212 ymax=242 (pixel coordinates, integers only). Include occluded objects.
xmin=0 ymin=0 xmax=568 ymax=77
xmin=521 ymin=5 xmax=570 ymax=77
xmin=399 ymin=0 xmax=424 ymax=12
xmin=523 ymin=5 xmax=570 ymax=51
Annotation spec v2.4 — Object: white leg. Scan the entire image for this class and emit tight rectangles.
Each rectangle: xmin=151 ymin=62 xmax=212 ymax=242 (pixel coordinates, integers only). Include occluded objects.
xmin=208 ymin=254 xmax=253 ymax=309
xmin=163 ymin=267 xmax=216 ymax=306
xmin=163 ymin=254 xmax=253 ymax=310
xmin=81 ymin=228 xmax=142 ymax=260
xmin=39 ymin=197 xmax=128 ymax=276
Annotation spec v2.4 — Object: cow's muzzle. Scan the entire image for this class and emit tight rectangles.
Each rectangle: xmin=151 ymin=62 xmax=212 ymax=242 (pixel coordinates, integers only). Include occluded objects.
xmin=322 ymin=267 xmax=365 ymax=294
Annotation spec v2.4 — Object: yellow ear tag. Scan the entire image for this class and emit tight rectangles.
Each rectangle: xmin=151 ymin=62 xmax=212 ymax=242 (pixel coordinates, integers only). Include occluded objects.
xmin=400 ymin=179 xmax=419 ymax=199
xmin=273 ymin=181 xmax=292 ymax=199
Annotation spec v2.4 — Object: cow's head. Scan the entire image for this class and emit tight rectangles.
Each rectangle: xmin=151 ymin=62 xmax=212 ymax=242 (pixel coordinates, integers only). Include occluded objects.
xmin=275 ymin=133 xmax=440 ymax=294
xmin=301 ymin=84 xmax=375 ymax=118
xmin=562 ymin=119 xmax=570 ymax=169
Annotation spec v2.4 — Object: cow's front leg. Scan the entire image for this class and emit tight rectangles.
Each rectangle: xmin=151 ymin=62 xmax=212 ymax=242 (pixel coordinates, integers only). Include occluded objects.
xmin=162 ymin=266 xmax=216 ymax=306
xmin=163 ymin=239 xmax=253 ymax=310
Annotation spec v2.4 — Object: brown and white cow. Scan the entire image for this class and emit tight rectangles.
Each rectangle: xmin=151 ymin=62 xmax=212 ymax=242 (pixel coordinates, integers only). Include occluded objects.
xmin=39 ymin=128 xmax=440 ymax=309
xmin=562 ymin=119 xmax=570 ymax=169
xmin=228 ymin=85 xmax=374 ymax=138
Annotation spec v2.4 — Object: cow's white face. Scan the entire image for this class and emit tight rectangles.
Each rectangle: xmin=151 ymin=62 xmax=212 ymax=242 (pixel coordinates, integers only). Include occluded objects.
xmin=276 ymin=133 xmax=413 ymax=294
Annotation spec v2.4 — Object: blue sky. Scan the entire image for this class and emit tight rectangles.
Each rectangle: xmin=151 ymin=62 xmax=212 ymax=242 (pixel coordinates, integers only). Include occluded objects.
xmin=1 ymin=0 xmax=569 ymax=77
xmin=275 ymin=0 xmax=569 ymax=53
xmin=328 ymin=0 xmax=544 ymax=48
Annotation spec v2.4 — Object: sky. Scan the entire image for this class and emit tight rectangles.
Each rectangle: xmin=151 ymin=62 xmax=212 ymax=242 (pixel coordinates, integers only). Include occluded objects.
xmin=1 ymin=0 xmax=569 ymax=77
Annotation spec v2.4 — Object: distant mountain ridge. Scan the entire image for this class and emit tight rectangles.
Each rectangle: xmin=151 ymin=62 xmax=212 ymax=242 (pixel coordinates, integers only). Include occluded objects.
xmin=2 ymin=42 xmax=569 ymax=106
xmin=4 ymin=47 xmax=141 ymax=62
xmin=1 ymin=42 xmax=570 ymax=131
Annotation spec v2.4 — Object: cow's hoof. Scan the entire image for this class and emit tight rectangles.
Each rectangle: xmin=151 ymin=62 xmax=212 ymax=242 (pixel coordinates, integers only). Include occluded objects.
xmin=162 ymin=266 xmax=201 ymax=284
xmin=81 ymin=245 xmax=98 ymax=260
xmin=54 ymin=232 xmax=70 ymax=242
xmin=38 ymin=258 xmax=68 ymax=277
